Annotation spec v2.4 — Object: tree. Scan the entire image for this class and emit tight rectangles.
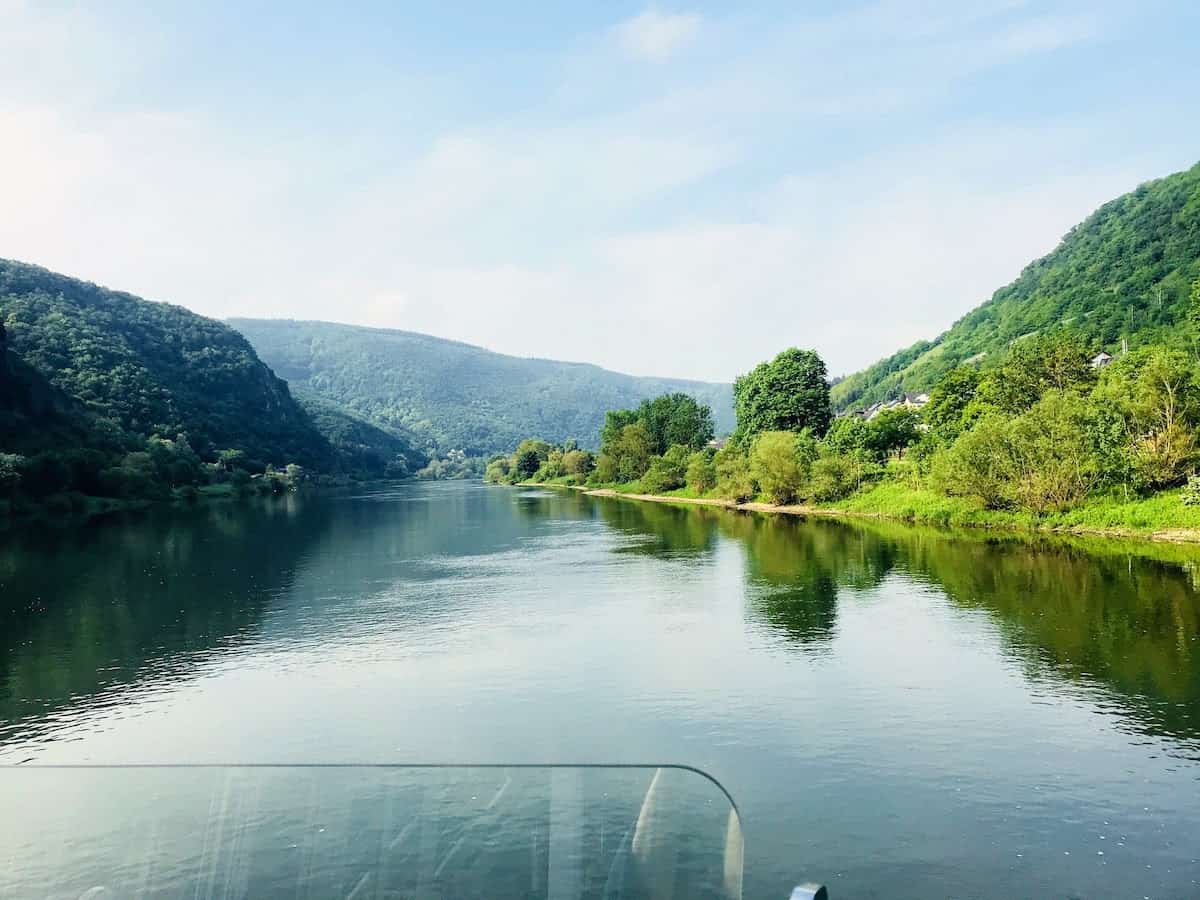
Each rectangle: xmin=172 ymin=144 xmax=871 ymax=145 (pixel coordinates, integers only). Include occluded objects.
xmin=640 ymin=444 xmax=690 ymax=493
xmin=611 ymin=422 xmax=655 ymax=482
xmin=714 ymin=449 xmax=756 ymax=502
xmin=513 ymin=439 xmax=551 ymax=479
xmin=685 ymin=451 xmax=716 ymax=494
xmin=484 ymin=456 xmax=512 ymax=483
xmin=537 ymin=448 xmax=566 ymax=480
xmin=750 ymin=431 xmax=809 ymax=504
xmin=864 ymin=408 xmax=921 ymax=460
xmin=1096 ymin=348 xmax=1199 ymax=489
xmin=590 ymin=453 xmax=619 ymax=484
xmin=823 ymin=416 xmax=871 ymax=457
xmin=1004 ymin=391 xmax=1103 ymax=512
xmin=1190 ymin=277 xmax=1200 ymax=334
xmin=808 ymin=449 xmax=882 ymax=502
xmin=635 ymin=393 xmax=715 ymax=454
xmin=922 ymin=367 xmax=981 ymax=436
xmin=600 ymin=409 xmax=641 ymax=454
xmin=733 ymin=348 xmax=832 ymax=442
xmin=931 ymin=392 xmax=1106 ymax=513
xmin=217 ymin=449 xmax=245 ymax=471
xmin=989 ymin=333 xmax=1095 ymax=413
xmin=562 ymin=449 xmax=594 ymax=478
xmin=930 ymin=416 xmax=1015 ymax=509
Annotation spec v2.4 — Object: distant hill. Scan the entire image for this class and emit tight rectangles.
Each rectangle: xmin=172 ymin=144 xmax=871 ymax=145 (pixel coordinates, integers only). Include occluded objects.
xmin=0 ymin=259 xmax=356 ymax=471
xmin=831 ymin=161 xmax=1200 ymax=410
xmin=230 ymin=319 xmax=736 ymax=456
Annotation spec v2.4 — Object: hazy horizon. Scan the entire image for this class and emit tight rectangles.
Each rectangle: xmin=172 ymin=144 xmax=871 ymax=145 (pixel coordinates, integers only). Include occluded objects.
xmin=4 ymin=2 xmax=1199 ymax=381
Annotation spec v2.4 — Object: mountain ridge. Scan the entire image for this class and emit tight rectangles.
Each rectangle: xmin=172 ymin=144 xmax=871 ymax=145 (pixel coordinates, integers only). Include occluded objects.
xmin=230 ymin=317 xmax=735 ymax=456
xmin=831 ymin=161 xmax=1200 ymax=410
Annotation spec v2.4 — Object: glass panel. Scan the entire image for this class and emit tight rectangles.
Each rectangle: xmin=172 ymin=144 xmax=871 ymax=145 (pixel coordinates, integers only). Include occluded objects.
xmin=0 ymin=765 xmax=742 ymax=900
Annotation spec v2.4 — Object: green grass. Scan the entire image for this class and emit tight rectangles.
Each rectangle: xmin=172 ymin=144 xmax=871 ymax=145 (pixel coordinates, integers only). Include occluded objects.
xmin=525 ymin=474 xmax=1200 ymax=541
xmin=823 ymin=481 xmax=1200 ymax=537
xmin=1041 ymin=488 xmax=1200 ymax=532
xmin=825 ymin=481 xmax=1033 ymax=529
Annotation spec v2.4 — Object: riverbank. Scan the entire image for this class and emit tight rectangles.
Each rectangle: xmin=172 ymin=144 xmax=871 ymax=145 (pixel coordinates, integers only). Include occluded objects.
xmin=521 ymin=480 xmax=1200 ymax=546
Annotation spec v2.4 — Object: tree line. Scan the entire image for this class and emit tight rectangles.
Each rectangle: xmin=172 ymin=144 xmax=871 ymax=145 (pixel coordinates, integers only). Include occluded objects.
xmin=490 ymin=282 xmax=1200 ymax=519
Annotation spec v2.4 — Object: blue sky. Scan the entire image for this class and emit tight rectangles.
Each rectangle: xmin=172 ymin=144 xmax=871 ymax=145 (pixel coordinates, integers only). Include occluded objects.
xmin=3 ymin=1 xmax=1199 ymax=381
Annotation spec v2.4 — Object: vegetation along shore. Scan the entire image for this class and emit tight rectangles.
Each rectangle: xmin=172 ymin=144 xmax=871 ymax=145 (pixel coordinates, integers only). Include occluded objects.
xmin=491 ymin=164 xmax=1200 ymax=547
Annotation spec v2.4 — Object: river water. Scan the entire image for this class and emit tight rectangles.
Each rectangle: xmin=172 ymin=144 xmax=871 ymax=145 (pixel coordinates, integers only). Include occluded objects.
xmin=1 ymin=481 xmax=1198 ymax=898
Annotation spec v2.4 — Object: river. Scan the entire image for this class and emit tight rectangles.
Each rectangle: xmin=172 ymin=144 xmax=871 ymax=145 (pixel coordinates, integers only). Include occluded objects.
xmin=1 ymin=481 xmax=1198 ymax=898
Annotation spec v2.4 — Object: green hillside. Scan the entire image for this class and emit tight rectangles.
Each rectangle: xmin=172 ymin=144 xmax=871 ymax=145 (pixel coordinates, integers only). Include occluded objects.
xmin=230 ymin=319 xmax=736 ymax=456
xmin=0 ymin=259 xmax=336 ymax=469
xmin=832 ymin=161 xmax=1200 ymax=410
xmin=0 ymin=339 xmax=103 ymax=456
xmin=0 ymin=260 xmax=432 ymax=515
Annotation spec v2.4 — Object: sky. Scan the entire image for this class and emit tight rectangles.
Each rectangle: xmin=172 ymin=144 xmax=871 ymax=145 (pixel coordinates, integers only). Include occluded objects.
xmin=2 ymin=1 xmax=1199 ymax=382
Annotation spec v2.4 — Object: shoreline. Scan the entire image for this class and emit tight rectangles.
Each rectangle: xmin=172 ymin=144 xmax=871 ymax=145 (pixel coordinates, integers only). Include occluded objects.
xmin=520 ymin=482 xmax=1200 ymax=547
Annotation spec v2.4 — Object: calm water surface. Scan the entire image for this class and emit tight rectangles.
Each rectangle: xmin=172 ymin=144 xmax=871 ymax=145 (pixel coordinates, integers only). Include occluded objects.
xmin=2 ymin=481 xmax=1199 ymax=898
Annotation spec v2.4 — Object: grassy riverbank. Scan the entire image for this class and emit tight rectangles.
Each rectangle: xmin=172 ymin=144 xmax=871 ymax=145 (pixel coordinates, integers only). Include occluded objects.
xmin=522 ymin=478 xmax=1200 ymax=544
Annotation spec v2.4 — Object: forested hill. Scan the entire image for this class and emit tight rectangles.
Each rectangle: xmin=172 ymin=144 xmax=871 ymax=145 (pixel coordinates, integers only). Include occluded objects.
xmin=230 ymin=319 xmax=736 ymax=456
xmin=832 ymin=161 xmax=1200 ymax=410
xmin=0 ymin=258 xmax=335 ymax=469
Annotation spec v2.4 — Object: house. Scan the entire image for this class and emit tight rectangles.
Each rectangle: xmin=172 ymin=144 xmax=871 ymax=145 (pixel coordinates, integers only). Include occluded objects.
xmin=1091 ymin=352 xmax=1113 ymax=369
xmin=856 ymin=392 xmax=930 ymax=421
xmin=706 ymin=437 xmax=728 ymax=450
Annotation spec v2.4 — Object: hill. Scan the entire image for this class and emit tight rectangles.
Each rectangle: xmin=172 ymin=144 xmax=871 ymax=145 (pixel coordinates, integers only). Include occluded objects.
xmin=832 ymin=161 xmax=1200 ymax=410
xmin=0 ymin=259 xmax=340 ymax=470
xmin=0 ymin=337 xmax=102 ymax=456
xmin=229 ymin=319 xmax=736 ymax=456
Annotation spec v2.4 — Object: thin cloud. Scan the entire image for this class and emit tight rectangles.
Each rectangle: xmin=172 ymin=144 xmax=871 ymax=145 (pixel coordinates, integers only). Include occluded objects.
xmin=0 ymin=0 xmax=1193 ymax=384
xmin=615 ymin=9 xmax=702 ymax=62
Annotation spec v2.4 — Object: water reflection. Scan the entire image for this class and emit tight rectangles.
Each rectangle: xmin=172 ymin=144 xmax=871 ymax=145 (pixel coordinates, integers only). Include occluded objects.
xmin=0 ymin=495 xmax=332 ymax=750
xmin=593 ymin=499 xmax=719 ymax=559
xmin=2 ymin=483 xmax=1199 ymax=898
xmin=595 ymin=496 xmax=1200 ymax=747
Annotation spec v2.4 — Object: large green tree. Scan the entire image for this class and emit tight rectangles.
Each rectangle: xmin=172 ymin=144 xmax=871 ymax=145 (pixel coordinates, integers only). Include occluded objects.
xmin=635 ymin=393 xmax=715 ymax=455
xmin=733 ymin=348 xmax=832 ymax=441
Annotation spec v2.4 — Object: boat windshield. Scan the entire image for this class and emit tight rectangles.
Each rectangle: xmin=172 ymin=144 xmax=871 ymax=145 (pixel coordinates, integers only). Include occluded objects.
xmin=0 ymin=765 xmax=743 ymax=899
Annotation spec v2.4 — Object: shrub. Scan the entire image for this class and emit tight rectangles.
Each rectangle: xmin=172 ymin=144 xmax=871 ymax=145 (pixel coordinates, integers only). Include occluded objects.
xmin=749 ymin=431 xmax=808 ymax=504
xmin=562 ymin=449 xmax=594 ymax=478
xmin=640 ymin=444 xmax=690 ymax=494
xmin=685 ymin=451 xmax=716 ymax=494
xmin=929 ymin=416 xmax=1015 ymax=509
xmin=931 ymin=392 xmax=1104 ymax=513
xmin=589 ymin=453 xmax=619 ymax=485
xmin=483 ymin=458 xmax=510 ymax=483
xmin=714 ymin=448 xmax=756 ymax=502
xmin=808 ymin=450 xmax=882 ymax=502
xmin=1182 ymin=475 xmax=1200 ymax=507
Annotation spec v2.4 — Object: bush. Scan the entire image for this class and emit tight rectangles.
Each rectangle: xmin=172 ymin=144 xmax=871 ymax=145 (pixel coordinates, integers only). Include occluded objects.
xmin=808 ymin=450 xmax=882 ymax=502
xmin=613 ymin=422 xmax=655 ymax=482
xmin=929 ymin=416 xmax=1016 ymax=509
xmin=1182 ymin=475 xmax=1200 ymax=507
xmin=484 ymin=458 xmax=509 ymax=483
xmin=714 ymin=449 xmax=756 ymax=502
xmin=931 ymin=393 xmax=1104 ymax=513
xmin=685 ymin=451 xmax=716 ymax=494
xmin=640 ymin=444 xmax=690 ymax=494
xmin=749 ymin=431 xmax=808 ymax=504
xmin=589 ymin=453 xmax=619 ymax=485
xmin=562 ymin=449 xmax=594 ymax=478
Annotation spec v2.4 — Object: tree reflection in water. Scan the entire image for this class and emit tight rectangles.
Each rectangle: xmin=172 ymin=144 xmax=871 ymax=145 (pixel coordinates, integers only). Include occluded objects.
xmin=593 ymin=495 xmax=1199 ymax=746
